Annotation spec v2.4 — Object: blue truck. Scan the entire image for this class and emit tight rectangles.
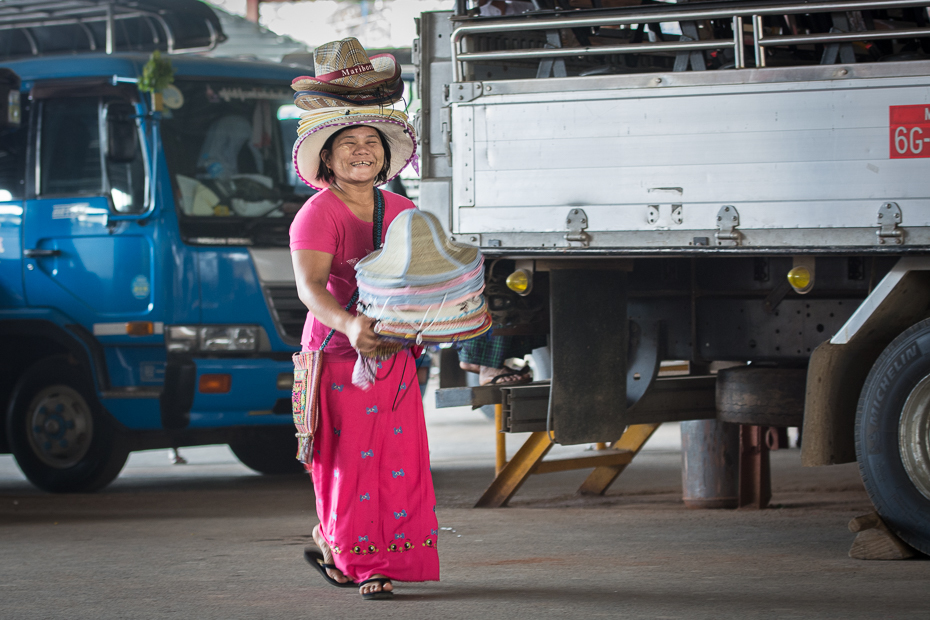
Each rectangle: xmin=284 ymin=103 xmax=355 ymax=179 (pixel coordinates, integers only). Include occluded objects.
xmin=0 ymin=1 xmax=313 ymax=491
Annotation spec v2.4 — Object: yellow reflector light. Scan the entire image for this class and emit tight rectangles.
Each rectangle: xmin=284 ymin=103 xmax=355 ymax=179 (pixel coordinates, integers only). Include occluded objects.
xmin=199 ymin=374 xmax=231 ymax=394
xmin=506 ymin=269 xmax=531 ymax=295
xmin=126 ymin=321 xmax=154 ymax=336
xmin=787 ymin=266 xmax=812 ymax=292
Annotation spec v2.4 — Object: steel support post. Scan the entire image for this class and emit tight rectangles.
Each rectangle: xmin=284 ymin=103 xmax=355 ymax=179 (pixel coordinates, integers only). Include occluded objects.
xmin=738 ymin=424 xmax=772 ymax=509
xmin=495 ymin=403 xmax=506 ymax=475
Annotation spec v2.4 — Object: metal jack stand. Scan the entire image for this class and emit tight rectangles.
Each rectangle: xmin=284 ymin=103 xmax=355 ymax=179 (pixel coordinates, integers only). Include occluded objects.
xmin=475 ymin=416 xmax=661 ymax=509
xmin=437 ymin=373 xmax=717 ymax=508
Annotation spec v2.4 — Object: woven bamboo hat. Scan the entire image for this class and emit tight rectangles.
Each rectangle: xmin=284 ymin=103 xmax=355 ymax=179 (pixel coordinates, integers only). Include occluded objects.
xmin=355 ymin=209 xmax=481 ymax=286
xmin=293 ymin=107 xmax=417 ymax=190
xmin=291 ymin=38 xmax=400 ymax=94
xmin=293 ymin=79 xmax=404 ymax=111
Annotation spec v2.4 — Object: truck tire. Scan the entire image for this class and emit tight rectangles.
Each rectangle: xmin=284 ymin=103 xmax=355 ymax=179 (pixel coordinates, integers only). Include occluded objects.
xmin=229 ymin=428 xmax=305 ymax=475
xmin=856 ymin=318 xmax=930 ymax=555
xmin=717 ymin=366 xmax=806 ymax=427
xmin=6 ymin=356 xmax=128 ymax=493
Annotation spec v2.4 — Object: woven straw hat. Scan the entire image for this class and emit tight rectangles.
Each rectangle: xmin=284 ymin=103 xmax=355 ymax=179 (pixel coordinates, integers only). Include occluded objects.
xmin=355 ymin=210 xmax=481 ymax=286
xmin=293 ymin=107 xmax=416 ymax=190
xmin=293 ymin=79 xmax=404 ymax=111
xmin=291 ymin=38 xmax=400 ymax=94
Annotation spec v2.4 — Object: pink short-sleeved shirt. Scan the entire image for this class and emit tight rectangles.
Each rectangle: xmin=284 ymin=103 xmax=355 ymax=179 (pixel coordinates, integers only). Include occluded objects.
xmin=289 ymin=188 xmax=416 ymax=360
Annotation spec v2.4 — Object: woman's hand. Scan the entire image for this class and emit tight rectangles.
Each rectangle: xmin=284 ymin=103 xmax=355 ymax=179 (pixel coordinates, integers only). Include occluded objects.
xmin=345 ymin=315 xmax=381 ymax=353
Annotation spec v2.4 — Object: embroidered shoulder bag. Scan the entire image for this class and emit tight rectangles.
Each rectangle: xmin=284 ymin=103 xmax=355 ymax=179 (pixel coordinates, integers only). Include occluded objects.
xmin=291 ymin=189 xmax=384 ymax=464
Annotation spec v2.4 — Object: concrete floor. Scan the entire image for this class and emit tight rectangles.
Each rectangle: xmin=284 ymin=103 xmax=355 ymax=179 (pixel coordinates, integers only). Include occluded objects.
xmin=1 ymin=382 xmax=928 ymax=619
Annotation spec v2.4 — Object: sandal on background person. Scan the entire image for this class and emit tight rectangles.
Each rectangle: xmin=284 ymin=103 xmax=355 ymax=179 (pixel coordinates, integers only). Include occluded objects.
xmin=480 ymin=365 xmax=531 ymax=386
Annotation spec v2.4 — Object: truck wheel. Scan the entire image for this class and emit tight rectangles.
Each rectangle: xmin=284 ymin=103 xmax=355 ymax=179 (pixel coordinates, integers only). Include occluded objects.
xmin=6 ymin=357 xmax=128 ymax=493
xmin=856 ymin=319 xmax=930 ymax=555
xmin=229 ymin=428 xmax=304 ymax=475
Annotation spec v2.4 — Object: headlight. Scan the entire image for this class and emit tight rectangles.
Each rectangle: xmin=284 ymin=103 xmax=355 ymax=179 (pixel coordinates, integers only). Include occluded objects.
xmin=166 ymin=325 xmax=260 ymax=353
xmin=166 ymin=325 xmax=198 ymax=353
xmin=200 ymin=326 xmax=258 ymax=351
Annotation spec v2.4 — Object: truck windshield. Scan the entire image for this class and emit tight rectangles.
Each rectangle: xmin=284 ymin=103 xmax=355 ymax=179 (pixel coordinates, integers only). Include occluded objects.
xmin=161 ymin=78 xmax=309 ymax=243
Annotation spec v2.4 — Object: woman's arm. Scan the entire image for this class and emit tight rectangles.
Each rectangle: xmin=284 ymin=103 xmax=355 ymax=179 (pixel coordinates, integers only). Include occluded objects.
xmin=292 ymin=249 xmax=382 ymax=353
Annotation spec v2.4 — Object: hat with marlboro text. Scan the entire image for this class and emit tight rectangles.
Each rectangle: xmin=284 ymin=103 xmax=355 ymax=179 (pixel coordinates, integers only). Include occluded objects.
xmin=291 ymin=38 xmax=401 ymax=94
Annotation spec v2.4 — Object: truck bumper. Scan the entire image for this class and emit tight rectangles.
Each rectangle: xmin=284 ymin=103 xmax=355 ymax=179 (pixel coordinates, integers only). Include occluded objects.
xmin=148 ymin=356 xmax=294 ymax=430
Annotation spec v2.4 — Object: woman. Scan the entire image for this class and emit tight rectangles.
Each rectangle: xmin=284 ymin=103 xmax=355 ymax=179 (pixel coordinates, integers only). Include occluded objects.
xmin=289 ymin=110 xmax=439 ymax=600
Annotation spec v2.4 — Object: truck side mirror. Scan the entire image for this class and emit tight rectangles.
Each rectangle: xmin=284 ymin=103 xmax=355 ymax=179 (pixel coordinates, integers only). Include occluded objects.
xmin=104 ymin=101 xmax=138 ymax=163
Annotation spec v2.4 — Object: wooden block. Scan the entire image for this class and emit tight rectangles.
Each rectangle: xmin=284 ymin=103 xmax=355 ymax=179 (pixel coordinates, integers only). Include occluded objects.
xmin=848 ymin=513 xmax=917 ymax=560
xmin=848 ymin=512 xmax=882 ymax=533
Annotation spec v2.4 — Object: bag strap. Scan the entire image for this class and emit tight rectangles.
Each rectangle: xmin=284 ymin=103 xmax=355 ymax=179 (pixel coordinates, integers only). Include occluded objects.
xmin=320 ymin=188 xmax=385 ymax=351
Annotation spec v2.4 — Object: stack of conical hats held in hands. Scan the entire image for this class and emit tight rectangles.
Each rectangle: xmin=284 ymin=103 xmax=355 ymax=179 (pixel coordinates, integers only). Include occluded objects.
xmin=355 ymin=209 xmax=492 ymax=345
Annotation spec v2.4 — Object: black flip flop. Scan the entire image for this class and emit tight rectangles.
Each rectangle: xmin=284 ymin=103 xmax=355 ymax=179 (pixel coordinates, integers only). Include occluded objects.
xmin=304 ymin=548 xmax=357 ymax=589
xmin=359 ymin=577 xmax=394 ymax=600
xmin=486 ymin=368 xmax=531 ymax=386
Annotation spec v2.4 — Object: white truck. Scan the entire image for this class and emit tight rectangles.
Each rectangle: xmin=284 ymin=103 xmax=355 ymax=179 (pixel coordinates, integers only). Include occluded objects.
xmin=415 ymin=0 xmax=930 ymax=554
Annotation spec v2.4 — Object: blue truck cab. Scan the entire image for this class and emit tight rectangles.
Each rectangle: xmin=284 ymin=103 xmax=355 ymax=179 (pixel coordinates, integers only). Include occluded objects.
xmin=0 ymin=51 xmax=311 ymax=491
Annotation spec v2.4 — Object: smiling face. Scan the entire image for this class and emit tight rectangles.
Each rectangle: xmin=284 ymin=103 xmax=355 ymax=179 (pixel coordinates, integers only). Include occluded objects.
xmin=321 ymin=125 xmax=386 ymax=187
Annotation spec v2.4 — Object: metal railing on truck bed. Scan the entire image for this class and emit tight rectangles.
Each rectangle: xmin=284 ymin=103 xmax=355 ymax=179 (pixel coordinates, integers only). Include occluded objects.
xmin=0 ymin=0 xmax=224 ymax=59
xmin=451 ymin=0 xmax=930 ymax=80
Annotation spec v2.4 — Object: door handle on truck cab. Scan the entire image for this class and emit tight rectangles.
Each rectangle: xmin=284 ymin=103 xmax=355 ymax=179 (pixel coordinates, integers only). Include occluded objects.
xmin=24 ymin=249 xmax=62 ymax=258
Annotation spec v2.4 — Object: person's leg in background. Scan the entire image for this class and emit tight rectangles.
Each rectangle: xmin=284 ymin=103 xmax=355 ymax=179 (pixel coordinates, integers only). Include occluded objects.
xmin=457 ymin=333 xmax=531 ymax=385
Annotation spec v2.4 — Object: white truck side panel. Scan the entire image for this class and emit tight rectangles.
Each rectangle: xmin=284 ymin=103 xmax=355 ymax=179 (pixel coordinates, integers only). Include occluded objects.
xmin=450 ymin=71 xmax=930 ymax=246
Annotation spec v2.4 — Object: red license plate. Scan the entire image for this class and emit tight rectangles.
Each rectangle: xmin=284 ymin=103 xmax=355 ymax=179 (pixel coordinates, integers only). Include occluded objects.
xmin=890 ymin=104 xmax=930 ymax=159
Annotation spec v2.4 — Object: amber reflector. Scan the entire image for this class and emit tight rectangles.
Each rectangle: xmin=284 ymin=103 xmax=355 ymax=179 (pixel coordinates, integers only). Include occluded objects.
xmin=126 ymin=321 xmax=154 ymax=336
xmin=505 ymin=269 xmax=531 ymax=295
xmin=199 ymin=374 xmax=231 ymax=393
xmin=787 ymin=267 xmax=812 ymax=292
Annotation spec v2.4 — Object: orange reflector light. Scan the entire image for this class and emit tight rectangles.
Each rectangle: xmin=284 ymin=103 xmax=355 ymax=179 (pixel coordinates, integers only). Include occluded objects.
xmin=199 ymin=374 xmax=231 ymax=394
xmin=126 ymin=321 xmax=154 ymax=336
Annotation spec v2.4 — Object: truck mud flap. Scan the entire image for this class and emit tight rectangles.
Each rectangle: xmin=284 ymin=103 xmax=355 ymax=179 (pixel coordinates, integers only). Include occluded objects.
xmin=160 ymin=360 xmax=196 ymax=430
xmin=549 ymin=268 xmax=628 ymax=444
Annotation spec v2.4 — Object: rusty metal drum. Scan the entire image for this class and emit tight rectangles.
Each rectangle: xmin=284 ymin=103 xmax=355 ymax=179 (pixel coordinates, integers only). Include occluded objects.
xmin=681 ymin=419 xmax=740 ymax=509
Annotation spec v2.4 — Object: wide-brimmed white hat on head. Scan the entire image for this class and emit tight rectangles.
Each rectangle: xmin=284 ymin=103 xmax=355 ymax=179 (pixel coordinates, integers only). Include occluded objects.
xmin=293 ymin=106 xmax=417 ymax=190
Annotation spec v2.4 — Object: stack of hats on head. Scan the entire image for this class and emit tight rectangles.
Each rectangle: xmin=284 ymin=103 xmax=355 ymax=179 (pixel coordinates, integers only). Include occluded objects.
xmin=355 ymin=209 xmax=492 ymax=345
xmin=291 ymin=37 xmax=403 ymax=110
xmin=291 ymin=37 xmax=418 ymax=191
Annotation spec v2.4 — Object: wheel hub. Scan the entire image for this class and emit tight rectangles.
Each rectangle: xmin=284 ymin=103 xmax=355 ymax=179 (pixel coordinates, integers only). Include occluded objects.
xmin=26 ymin=386 xmax=93 ymax=469
xmin=900 ymin=374 xmax=930 ymax=502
